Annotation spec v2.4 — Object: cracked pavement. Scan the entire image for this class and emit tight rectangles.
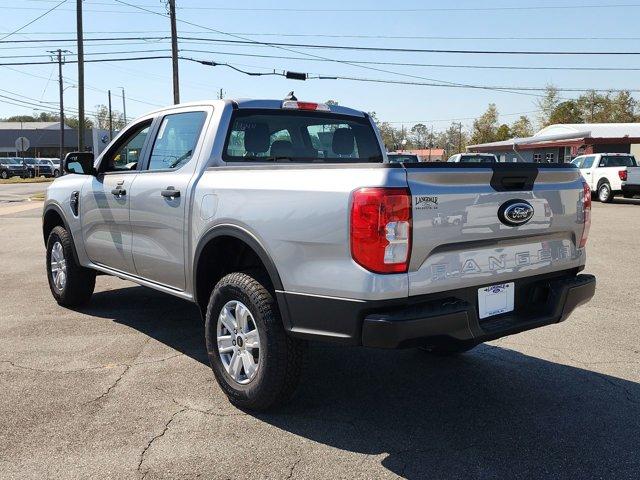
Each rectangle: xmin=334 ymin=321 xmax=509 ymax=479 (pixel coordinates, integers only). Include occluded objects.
xmin=1 ymin=201 xmax=639 ymax=479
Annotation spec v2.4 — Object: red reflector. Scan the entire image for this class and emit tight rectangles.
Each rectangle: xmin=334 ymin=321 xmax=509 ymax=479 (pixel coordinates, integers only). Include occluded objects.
xmin=618 ymin=170 xmax=627 ymax=181
xmin=350 ymin=187 xmax=412 ymax=274
xmin=580 ymin=181 xmax=591 ymax=248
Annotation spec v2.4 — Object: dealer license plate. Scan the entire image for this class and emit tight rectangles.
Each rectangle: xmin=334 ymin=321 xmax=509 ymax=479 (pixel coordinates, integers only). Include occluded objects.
xmin=478 ymin=282 xmax=514 ymax=319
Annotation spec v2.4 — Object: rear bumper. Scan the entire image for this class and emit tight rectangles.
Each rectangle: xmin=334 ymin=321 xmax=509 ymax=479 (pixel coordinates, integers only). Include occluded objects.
xmin=621 ymin=184 xmax=640 ymax=195
xmin=280 ymin=269 xmax=595 ymax=348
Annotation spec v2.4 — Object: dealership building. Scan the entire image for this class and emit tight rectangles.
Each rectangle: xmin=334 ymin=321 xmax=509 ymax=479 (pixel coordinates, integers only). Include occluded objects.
xmin=468 ymin=123 xmax=640 ymax=163
xmin=0 ymin=122 xmax=111 ymax=159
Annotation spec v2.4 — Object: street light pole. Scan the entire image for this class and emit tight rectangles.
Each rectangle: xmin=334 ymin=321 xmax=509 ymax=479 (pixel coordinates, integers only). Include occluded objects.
xmin=168 ymin=0 xmax=180 ymax=104
xmin=120 ymin=87 xmax=127 ymax=125
xmin=76 ymin=0 xmax=85 ymax=151
xmin=48 ymin=49 xmax=70 ymax=161
xmin=108 ymin=89 xmax=113 ymax=140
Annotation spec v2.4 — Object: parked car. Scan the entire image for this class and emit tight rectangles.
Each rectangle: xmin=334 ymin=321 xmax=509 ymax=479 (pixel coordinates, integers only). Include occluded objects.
xmin=21 ymin=157 xmax=54 ymax=178
xmin=621 ymin=164 xmax=640 ymax=199
xmin=36 ymin=158 xmax=60 ymax=177
xmin=0 ymin=158 xmax=27 ymax=179
xmin=42 ymin=98 xmax=595 ymax=410
xmin=571 ymin=153 xmax=637 ymax=203
xmin=448 ymin=153 xmax=498 ymax=163
xmin=387 ymin=153 xmax=421 ymax=164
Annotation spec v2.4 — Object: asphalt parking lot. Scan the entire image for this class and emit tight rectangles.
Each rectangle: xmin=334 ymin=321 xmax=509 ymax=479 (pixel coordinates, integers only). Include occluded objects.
xmin=1 ymin=199 xmax=639 ymax=479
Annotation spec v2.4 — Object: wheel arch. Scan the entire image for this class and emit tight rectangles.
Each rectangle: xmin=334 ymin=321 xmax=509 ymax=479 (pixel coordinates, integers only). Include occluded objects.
xmin=597 ymin=177 xmax=610 ymax=189
xmin=42 ymin=204 xmax=81 ymax=265
xmin=192 ymin=225 xmax=289 ymax=324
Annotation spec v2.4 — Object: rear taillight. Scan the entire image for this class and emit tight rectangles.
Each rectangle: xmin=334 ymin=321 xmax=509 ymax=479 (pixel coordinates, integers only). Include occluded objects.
xmin=350 ymin=187 xmax=412 ymax=273
xmin=618 ymin=170 xmax=627 ymax=181
xmin=579 ymin=181 xmax=591 ymax=248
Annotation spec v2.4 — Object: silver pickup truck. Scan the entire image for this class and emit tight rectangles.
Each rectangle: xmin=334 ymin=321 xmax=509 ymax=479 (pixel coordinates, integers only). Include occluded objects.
xmin=43 ymin=98 xmax=596 ymax=410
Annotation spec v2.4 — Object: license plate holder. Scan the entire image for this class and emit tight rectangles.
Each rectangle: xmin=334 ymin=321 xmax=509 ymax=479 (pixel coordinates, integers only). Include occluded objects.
xmin=478 ymin=282 xmax=514 ymax=319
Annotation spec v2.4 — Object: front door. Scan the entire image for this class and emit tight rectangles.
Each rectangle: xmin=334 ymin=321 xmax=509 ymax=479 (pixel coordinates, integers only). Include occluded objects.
xmin=129 ymin=110 xmax=208 ymax=290
xmin=82 ymin=121 xmax=152 ymax=274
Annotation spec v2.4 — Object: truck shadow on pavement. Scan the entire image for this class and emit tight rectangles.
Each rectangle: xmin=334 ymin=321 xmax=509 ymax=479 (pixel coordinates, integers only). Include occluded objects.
xmin=86 ymin=286 xmax=640 ymax=479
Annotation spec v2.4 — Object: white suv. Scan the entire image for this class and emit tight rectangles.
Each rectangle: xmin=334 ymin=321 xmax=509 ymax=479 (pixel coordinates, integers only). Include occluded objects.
xmin=571 ymin=153 xmax=637 ymax=203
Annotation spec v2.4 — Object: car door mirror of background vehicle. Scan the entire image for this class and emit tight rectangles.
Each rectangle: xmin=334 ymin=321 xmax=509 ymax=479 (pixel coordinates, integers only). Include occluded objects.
xmin=64 ymin=152 xmax=95 ymax=176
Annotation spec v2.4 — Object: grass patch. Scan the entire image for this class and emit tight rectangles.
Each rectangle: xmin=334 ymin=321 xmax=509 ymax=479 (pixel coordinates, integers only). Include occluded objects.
xmin=0 ymin=176 xmax=53 ymax=185
xmin=30 ymin=192 xmax=46 ymax=201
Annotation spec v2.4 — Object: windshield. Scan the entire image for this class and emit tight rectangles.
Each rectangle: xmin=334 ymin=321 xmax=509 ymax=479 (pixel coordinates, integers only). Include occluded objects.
xmin=387 ymin=154 xmax=420 ymax=164
xmin=459 ymin=155 xmax=497 ymax=163
xmin=601 ymin=155 xmax=636 ymax=167
xmin=223 ymin=110 xmax=382 ymax=163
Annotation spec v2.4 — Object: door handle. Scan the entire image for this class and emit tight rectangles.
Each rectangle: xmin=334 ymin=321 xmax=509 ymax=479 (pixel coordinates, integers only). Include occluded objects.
xmin=161 ymin=187 xmax=180 ymax=199
xmin=111 ymin=187 xmax=126 ymax=197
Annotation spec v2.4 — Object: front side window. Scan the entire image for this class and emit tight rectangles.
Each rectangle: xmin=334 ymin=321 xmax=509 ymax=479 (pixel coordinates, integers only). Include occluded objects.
xmin=223 ymin=110 xmax=382 ymax=163
xmin=582 ymin=156 xmax=595 ymax=168
xmin=147 ymin=111 xmax=207 ymax=171
xmin=102 ymin=122 xmax=151 ymax=172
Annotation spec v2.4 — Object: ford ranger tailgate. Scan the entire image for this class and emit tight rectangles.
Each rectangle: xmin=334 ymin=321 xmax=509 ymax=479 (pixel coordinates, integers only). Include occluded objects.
xmin=404 ymin=163 xmax=586 ymax=297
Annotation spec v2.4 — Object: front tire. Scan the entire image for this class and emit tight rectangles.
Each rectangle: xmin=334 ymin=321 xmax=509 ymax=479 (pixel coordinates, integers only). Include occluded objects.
xmin=46 ymin=226 xmax=96 ymax=307
xmin=0 ymin=171 xmax=7 ymax=179
xmin=205 ymin=272 xmax=306 ymax=411
xmin=597 ymin=182 xmax=613 ymax=203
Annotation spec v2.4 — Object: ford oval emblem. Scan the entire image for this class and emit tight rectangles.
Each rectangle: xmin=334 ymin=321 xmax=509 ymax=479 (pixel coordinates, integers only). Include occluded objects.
xmin=498 ymin=199 xmax=534 ymax=227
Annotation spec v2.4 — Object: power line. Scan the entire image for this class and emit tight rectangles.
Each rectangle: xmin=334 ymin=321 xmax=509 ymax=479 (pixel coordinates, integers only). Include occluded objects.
xmin=186 ymin=57 xmax=640 ymax=93
xmin=180 ymin=48 xmax=640 ymax=72
xmin=2 ymin=30 xmax=639 ymax=41
xmin=178 ymin=36 xmax=640 ymax=56
xmin=0 ymin=0 xmax=67 ymax=42
xmin=111 ymin=1 xmax=549 ymax=99
xmin=20 ymin=1 xmax=640 ymax=12
xmin=2 ymin=34 xmax=640 ymax=55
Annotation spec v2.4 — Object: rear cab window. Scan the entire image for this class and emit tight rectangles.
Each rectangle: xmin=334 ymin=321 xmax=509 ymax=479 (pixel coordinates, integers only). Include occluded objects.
xmin=223 ymin=110 xmax=382 ymax=163
xmin=599 ymin=155 xmax=637 ymax=168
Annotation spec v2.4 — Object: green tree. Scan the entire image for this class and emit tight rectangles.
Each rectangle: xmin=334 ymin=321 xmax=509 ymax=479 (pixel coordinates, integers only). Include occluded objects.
xmin=548 ymin=100 xmax=583 ymax=124
xmin=537 ymin=84 xmax=561 ymax=127
xmin=94 ymin=104 xmax=125 ymax=131
xmin=470 ymin=104 xmax=499 ymax=145
xmin=410 ymin=123 xmax=430 ymax=148
xmin=609 ymin=91 xmax=637 ymax=122
xmin=510 ymin=115 xmax=534 ymax=137
xmin=495 ymin=124 xmax=511 ymax=141
xmin=577 ymin=90 xmax=610 ymax=122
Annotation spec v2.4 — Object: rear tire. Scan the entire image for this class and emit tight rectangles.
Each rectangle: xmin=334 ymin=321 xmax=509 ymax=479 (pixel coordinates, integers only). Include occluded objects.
xmin=205 ymin=272 xmax=306 ymax=411
xmin=46 ymin=226 xmax=96 ymax=307
xmin=597 ymin=182 xmax=613 ymax=203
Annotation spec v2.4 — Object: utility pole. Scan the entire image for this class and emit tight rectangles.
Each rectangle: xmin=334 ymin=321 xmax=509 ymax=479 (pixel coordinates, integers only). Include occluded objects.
xmin=76 ymin=0 xmax=85 ymax=151
xmin=120 ymin=87 xmax=127 ymax=125
xmin=457 ymin=122 xmax=463 ymax=153
xmin=168 ymin=0 xmax=180 ymax=104
xmin=108 ymin=90 xmax=113 ymax=140
xmin=49 ymin=49 xmax=70 ymax=161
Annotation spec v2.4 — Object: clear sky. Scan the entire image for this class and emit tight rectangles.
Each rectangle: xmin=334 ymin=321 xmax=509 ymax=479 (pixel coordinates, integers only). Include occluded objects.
xmin=1 ymin=0 xmax=639 ymax=131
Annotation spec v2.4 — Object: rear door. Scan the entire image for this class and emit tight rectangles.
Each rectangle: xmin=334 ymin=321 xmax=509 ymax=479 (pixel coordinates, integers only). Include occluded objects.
xmin=404 ymin=163 xmax=586 ymax=297
xmin=129 ymin=108 xmax=210 ymax=290
xmin=579 ymin=155 xmax=596 ymax=189
xmin=81 ymin=120 xmax=152 ymax=274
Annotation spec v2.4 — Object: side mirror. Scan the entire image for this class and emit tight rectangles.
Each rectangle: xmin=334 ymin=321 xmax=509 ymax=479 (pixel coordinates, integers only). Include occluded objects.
xmin=64 ymin=152 xmax=95 ymax=175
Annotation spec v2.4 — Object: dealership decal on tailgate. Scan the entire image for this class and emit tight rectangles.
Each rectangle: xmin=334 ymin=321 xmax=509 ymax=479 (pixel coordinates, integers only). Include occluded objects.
xmin=478 ymin=282 xmax=515 ymax=319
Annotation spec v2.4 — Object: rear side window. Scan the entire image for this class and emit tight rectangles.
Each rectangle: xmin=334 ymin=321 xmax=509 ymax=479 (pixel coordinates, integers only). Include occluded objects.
xmin=147 ymin=111 xmax=207 ymax=171
xmin=600 ymin=155 xmax=636 ymax=167
xmin=223 ymin=110 xmax=382 ymax=163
